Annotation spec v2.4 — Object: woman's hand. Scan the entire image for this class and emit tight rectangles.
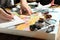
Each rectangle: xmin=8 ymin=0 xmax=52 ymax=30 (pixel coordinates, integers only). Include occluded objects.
xmin=20 ymin=4 xmax=32 ymax=15
xmin=20 ymin=0 xmax=32 ymax=15
xmin=0 ymin=8 xmax=13 ymax=21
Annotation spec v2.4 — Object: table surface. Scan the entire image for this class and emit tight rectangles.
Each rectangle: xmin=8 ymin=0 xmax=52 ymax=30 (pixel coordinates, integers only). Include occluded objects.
xmin=16 ymin=6 xmax=60 ymax=40
xmin=5 ymin=5 xmax=60 ymax=40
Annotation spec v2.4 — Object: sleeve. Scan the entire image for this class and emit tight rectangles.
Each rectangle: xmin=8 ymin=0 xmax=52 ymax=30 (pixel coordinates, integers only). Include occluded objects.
xmin=0 ymin=0 xmax=7 ymax=7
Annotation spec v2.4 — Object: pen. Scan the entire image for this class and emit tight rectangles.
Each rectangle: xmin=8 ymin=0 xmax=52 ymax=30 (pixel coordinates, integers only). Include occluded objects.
xmin=1 ymin=7 xmax=11 ymax=15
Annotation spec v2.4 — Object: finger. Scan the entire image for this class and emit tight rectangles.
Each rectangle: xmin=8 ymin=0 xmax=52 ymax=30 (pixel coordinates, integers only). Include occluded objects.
xmin=24 ymin=6 xmax=32 ymax=15
xmin=20 ymin=9 xmax=22 ymax=15
xmin=0 ymin=9 xmax=13 ymax=19
xmin=5 ymin=11 xmax=14 ymax=18
xmin=2 ymin=12 xmax=13 ymax=19
xmin=0 ymin=14 xmax=12 ymax=21
xmin=26 ymin=8 xmax=32 ymax=15
xmin=20 ymin=7 xmax=23 ymax=15
xmin=0 ymin=12 xmax=13 ymax=20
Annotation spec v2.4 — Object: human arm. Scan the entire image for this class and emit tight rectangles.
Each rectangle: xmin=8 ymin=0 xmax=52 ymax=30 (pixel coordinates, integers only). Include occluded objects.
xmin=20 ymin=0 xmax=32 ymax=15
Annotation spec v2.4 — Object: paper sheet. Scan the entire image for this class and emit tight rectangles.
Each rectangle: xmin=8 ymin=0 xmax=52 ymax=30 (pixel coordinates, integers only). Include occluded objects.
xmin=0 ymin=15 xmax=25 ymax=28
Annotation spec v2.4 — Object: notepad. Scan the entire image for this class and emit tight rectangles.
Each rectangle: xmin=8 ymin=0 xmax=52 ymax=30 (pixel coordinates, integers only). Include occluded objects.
xmin=0 ymin=15 xmax=25 ymax=28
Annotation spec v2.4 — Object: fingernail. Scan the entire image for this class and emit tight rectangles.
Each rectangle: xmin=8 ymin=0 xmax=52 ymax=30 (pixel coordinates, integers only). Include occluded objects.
xmin=12 ymin=18 xmax=14 ymax=19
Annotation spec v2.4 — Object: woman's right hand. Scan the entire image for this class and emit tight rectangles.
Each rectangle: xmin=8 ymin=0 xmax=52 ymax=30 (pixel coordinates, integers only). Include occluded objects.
xmin=0 ymin=8 xmax=13 ymax=21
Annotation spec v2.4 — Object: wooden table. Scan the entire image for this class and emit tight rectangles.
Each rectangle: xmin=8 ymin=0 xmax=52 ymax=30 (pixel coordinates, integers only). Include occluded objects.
xmin=5 ymin=5 xmax=60 ymax=40
xmin=15 ymin=5 xmax=60 ymax=40
xmin=56 ymin=21 xmax=60 ymax=40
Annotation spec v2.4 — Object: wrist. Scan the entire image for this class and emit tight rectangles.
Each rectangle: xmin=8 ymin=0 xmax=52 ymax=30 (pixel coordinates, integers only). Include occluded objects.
xmin=20 ymin=0 xmax=28 ymax=5
xmin=20 ymin=0 xmax=27 ymax=4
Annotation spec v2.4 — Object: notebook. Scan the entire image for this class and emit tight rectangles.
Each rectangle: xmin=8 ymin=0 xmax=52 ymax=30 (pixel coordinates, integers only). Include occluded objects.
xmin=0 ymin=15 xmax=25 ymax=28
